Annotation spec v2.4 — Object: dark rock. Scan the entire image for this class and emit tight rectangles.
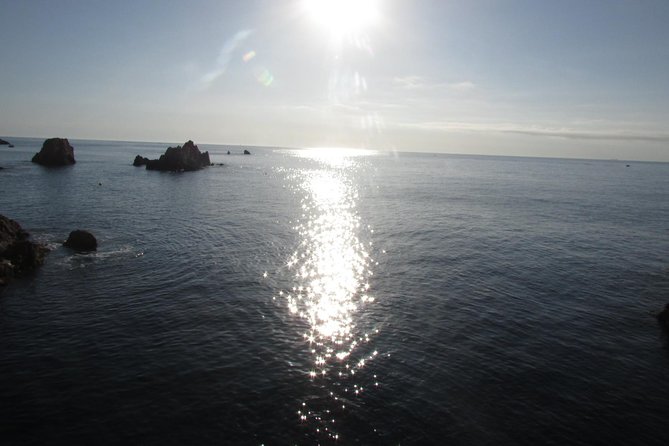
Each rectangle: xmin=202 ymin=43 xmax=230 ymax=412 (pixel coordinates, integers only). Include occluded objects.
xmin=0 ymin=215 xmax=49 ymax=286
xmin=141 ymin=140 xmax=211 ymax=172
xmin=133 ymin=155 xmax=149 ymax=166
xmin=227 ymin=150 xmax=231 ymax=155
xmin=243 ymin=149 xmax=251 ymax=155
xmin=8 ymin=145 xmax=14 ymax=148
xmin=0 ymin=215 xmax=28 ymax=249
xmin=658 ymin=304 xmax=669 ymax=334
xmin=32 ymin=138 xmax=76 ymax=166
xmin=4 ymin=240 xmax=49 ymax=273
xmin=0 ymin=138 xmax=9 ymax=145
xmin=63 ymin=230 xmax=97 ymax=252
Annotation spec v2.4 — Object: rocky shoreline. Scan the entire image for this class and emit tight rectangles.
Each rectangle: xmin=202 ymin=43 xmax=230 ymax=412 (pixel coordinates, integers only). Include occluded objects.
xmin=0 ymin=215 xmax=49 ymax=286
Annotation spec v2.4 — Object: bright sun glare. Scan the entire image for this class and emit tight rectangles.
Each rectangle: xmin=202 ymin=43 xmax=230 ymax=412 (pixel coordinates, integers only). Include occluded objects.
xmin=303 ymin=0 xmax=380 ymax=37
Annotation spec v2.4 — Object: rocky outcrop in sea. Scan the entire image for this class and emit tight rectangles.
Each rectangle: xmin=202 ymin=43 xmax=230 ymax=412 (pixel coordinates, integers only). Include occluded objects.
xmin=0 ymin=215 xmax=49 ymax=286
xmin=133 ymin=155 xmax=149 ymax=166
xmin=137 ymin=140 xmax=211 ymax=172
xmin=32 ymin=138 xmax=76 ymax=166
xmin=63 ymin=230 xmax=97 ymax=252
xmin=0 ymin=138 xmax=10 ymax=145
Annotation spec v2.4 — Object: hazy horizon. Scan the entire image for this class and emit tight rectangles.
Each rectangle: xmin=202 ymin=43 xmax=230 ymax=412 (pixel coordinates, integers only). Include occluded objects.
xmin=2 ymin=0 xmax=668 ymax=161
xmin=4 ymin=135 xmax=668 ymax=164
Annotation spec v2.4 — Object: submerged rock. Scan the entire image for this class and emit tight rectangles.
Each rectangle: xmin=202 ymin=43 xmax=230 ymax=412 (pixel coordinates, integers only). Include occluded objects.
xmin=243 ymin=149 xmax=251 ymax=155
xmin=63 ymin=230 xmax=97 ymax=252
xmin=0 ymin=215 xmax=49 ymax=286
xmin=658 ymin=304 xmax=669 ymax=334
xmin=140 ymin=140 xmax=211 ymax=172
xmin=133 ymin=155 xmax=149 ymax=166
xmin=32 ymin=138 xmax=76 ymax=166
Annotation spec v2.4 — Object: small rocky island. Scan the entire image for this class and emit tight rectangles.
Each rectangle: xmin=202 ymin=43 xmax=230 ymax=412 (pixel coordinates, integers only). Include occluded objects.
xmin=133 ymin=155 xmax=150 ymax=166
xmin=0 ymin=215 xmax=49 ymax=286
xmin=32 ymin=138 xmax=76 ymax=166
xmin=63 ymin=230 xmax=97 ymax=252
xmin=134 ymin=140 xmax=211 ymax=172
xmin=0 ymin=138 xmax=10 ymax=145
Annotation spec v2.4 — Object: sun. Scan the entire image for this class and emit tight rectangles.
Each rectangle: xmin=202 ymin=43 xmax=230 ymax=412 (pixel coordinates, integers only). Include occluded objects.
xmin=303 ymin=0 xmax=380 ymax=38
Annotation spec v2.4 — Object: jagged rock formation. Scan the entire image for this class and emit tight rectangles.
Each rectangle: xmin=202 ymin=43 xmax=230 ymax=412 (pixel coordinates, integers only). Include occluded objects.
xmin=63 ymin=230 xmax=97 ymax=252
xmin=243 ymin=149 xmax=251 ymax=155
xmin=133 ymin=155 xmax=149 ymax=166
xmin=138 ymin=140 xmax=211 ymax=172
xmin=31 ymin=138 xmax=76 ymax=166
xmin=0 ymin=215 xmax=49 ymax=286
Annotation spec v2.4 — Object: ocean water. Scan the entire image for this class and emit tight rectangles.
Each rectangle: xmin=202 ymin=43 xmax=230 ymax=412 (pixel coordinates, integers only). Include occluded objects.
xmin=1 ymin=137 xmax=668 ymax=445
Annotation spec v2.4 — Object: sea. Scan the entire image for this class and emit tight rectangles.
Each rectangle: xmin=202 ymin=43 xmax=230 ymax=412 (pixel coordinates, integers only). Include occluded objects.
xmin=1 ymin=137 xmax=668 ymax=445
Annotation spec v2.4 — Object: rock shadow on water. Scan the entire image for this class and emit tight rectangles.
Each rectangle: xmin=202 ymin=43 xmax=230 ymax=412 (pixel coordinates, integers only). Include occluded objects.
xmin=657 ymin=304 xmax=669 ymax=350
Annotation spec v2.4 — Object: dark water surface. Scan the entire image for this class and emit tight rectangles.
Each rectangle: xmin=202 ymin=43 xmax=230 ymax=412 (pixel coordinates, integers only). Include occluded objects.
xmin=1 ymin=138 xmax=668 ymax=445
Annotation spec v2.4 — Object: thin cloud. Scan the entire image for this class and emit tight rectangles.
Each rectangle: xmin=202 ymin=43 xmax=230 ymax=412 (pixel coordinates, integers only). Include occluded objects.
xmin=448 ymin=81 xmax=476 ymax=92
xmin=393 ymin=76 xmax=476 ymax=92
xmin=400 ymin=121 xmax=669 ymax=142
xmin=506 ymin=129 xmax=669 ymax=142
xmin=393 ymin=75 xmax=425 ymax=89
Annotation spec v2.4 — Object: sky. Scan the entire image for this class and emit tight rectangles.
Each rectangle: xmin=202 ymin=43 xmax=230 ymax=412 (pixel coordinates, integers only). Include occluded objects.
xmin=1 ymin=0 xmax=669 ymax=161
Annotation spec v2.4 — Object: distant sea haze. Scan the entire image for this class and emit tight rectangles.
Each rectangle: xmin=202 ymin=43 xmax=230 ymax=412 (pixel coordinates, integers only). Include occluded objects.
xmin=1 ymin=137 xmax=668 ymax=445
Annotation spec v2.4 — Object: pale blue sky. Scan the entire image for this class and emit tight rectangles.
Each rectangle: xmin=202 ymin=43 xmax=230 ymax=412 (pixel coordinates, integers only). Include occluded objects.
xmin=1 ymin=0 xmax=668 ymax=160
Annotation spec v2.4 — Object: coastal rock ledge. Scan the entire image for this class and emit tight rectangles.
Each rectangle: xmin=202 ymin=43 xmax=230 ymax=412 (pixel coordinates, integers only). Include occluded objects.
xmin=0 ymin=215 xmax=49 ymax=286
xmin=32 ymin=138 xmax=76 ymax=166
xmin=137 ymin=140 xmax=211 ymax=172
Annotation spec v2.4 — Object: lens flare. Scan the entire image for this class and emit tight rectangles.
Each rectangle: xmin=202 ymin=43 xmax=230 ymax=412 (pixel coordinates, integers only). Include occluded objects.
xmin=242 ymin=50 xmax=256 ymax=62
xmin=253 ymin=66 xmax=274 ymax=86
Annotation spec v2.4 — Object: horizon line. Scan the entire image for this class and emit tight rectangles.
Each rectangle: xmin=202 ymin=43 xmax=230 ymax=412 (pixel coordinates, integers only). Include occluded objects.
xmin=2 ymin=134 xmax=667 ymax=165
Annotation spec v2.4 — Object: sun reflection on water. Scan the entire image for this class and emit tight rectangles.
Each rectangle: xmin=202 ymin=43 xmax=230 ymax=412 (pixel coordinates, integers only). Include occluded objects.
xmin=288 ymin=169 xmax=371 ymax=344
xmin=277 ymin=148 xmax=381 ymax=441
